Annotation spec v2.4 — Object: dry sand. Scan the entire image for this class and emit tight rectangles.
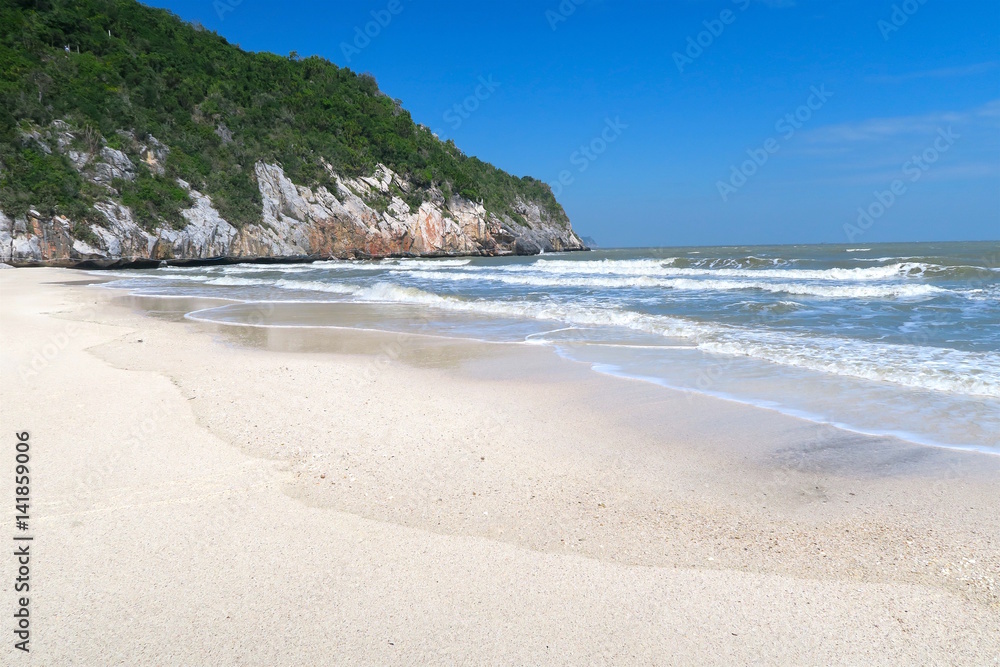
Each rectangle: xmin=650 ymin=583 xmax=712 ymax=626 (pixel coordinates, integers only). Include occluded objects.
xmin=1 ymin=267 xmax=998 ymax=665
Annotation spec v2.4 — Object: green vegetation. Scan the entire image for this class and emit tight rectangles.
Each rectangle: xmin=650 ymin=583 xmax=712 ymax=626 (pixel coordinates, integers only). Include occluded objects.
xmin=0 ymin=143 xmax=92 ymax=221
xmin=116 ymin=169 xmax=190 ymax=231
xmin=0 ymin=0 xmax=569 ymax=230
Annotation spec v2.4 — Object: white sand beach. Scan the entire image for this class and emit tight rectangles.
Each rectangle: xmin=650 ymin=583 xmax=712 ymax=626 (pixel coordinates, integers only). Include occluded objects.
xmin=1 ymin=267 xmax=998 ymax=665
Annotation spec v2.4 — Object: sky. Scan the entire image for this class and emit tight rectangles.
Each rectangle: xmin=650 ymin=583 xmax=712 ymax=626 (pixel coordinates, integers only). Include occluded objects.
xmin=146 ymin=0 xmax=1000 ymax=247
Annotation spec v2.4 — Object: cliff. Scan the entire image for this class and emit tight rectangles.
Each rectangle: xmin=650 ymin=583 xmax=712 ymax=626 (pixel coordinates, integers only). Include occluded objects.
xmin=1 ymin=122 xmax=583 ymax=266
xmin=0 ymin=0 xmax=585 ymax=266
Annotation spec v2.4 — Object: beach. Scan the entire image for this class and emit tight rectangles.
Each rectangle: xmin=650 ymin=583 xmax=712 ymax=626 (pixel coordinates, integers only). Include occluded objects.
xmin=2 ymin=266 xmax=999 ymax=664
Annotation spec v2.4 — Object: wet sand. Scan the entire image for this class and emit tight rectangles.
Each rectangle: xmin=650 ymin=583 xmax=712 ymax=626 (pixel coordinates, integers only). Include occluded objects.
xmin=1 ymin=267 xmax=998 ymax=665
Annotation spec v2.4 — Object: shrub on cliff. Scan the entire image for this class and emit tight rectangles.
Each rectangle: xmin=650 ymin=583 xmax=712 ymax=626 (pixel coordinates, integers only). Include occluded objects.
xmin=0 ymin=0 xmax=570 ymax=230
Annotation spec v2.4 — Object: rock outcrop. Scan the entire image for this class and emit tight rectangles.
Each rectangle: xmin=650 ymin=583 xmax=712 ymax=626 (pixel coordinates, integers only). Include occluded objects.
xmin=2 ymin=125 xmax=585 ymax=267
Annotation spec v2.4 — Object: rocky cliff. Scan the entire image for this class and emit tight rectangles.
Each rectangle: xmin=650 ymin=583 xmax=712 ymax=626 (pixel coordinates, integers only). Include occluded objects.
xmin=1 ymin=124 xmax=584 ymax=267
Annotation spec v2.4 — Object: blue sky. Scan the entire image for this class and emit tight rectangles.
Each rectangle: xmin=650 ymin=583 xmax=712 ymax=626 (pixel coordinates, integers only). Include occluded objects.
xmin=148 ymin=0 xmax=999 ymax=246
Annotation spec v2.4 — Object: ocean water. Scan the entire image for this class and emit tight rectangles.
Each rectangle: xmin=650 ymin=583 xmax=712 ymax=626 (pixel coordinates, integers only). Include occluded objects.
xmin=98 ymin=241 xmax=1000 ymax=453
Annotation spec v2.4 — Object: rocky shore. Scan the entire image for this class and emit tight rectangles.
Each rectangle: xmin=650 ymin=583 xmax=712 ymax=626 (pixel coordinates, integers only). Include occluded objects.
xmin=2 ymin=125 xmax=585 ymax=268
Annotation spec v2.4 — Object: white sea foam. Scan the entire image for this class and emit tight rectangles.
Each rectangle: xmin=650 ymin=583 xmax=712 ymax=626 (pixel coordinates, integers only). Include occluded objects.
xmin=100 ymin=271 xmax=213 ymax=282
xmin=156 ymin=265 xmax=218 ymax=273
xmin=273 ymin=279 xmax=356 ymax=294
xmin=290 ymin=281 xmax=1000 ymax=398
xmin=203 ymin=276 xmax=269 ymax=286
xmin=395 ymin=258 xmax=473 ymax=267
xmin=391 ymin=269 xmax=948 ymax=299
xmin=486 ymin=259 xmax=962 ymax=282
xmin=698 ymin=335 xmax=1000 ymax=398
xmin=219 ymin=264 xmax=318 ymax=274
xmin=100 ymin=247 xmax=1000 ymax=403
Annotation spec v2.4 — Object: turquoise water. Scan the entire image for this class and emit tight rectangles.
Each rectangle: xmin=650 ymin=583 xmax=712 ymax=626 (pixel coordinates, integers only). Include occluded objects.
xmin=100 ymin=241 xmax=1000 ymax=452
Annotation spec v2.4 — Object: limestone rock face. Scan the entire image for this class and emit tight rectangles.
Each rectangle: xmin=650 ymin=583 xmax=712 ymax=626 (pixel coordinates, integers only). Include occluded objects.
xmin=138 ymin=135 xmax=169 ymax=176
xmin=2 ymin=124 xmax=585 ymax=266
xmin=92 ymin=147 xmax=136 ymax=186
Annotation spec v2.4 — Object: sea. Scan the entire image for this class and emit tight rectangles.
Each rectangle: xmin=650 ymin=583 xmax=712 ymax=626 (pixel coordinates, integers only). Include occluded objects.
xmin=98 ymin=241 xmax=1000 ymax=453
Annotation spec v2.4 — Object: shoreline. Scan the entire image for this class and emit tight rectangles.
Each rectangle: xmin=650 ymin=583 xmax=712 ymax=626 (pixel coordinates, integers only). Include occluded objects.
xmin=2 ymin=267 xmax=998 ymax=663
xmin=67 ymin=272 xmax=1000 ymax=465
xmin=582 ymin=360 xmax=1000 ymax=456
xmin=1 ymin=246 xmax=592 ymax=270
xmin=183 ymin=295 xmax=998 ymax=456
xmin=100 ymin=272 xmax=999 ymax=456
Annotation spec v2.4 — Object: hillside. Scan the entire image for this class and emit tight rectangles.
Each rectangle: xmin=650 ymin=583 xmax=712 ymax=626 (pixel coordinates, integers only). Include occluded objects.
xmin=0 ymin=0 xmax=584 ymax=264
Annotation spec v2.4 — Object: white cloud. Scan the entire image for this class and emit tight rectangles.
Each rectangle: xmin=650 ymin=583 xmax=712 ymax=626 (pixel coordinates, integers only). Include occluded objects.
xmin=866 ymin=61 xmax=999 ymax=84
xmin=801 ymin=100 xmax=1000 ymax=144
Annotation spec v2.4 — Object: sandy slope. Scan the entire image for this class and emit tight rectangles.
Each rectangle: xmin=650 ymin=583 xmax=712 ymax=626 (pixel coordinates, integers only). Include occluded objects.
xmin=1 ymin=268 xmax=997 ymax=665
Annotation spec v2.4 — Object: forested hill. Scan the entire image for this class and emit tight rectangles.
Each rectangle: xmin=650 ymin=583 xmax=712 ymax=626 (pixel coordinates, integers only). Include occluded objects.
xmin=0 ymin=0 xmax=582 ymax=264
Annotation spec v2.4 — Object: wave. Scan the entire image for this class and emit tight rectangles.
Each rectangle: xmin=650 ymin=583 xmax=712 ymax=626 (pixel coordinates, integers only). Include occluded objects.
xmin=699 ymin=335 xmax=1000 ymax=398
xmin=391 ymin=269 xmax=948 ymax=299
xmin=484 ymin=259 xmax=997 ymax=282
xmin=292 ymin=281 xmax=999 ymax=398
xmin=204 ymin=276 xmax=269 ymax=286
xmin=123 ymin=260 xmax=966 ymax=286
xmin=211 ymin=258 xmax=473 ymax=275
xmin=578 ymin=361 xmax=998 ymax=454
xmin=113 ymin=263 xmax=949 ymax=303
xmin=273 ymin=279 xmax=356 ymax=294
xmin=395 ymin=258 xmax=473 ymax=267
xmin=96 ymin=249 xmax=1000 ymax=400
xmin=671 ymin=255 xmax=793 ymax=269
xmin=100 ymin=271 xmax=214 ymax=282
xmin=218 ymin=264 xmax=319 ymax=275
xmin=480 ymin=259 xmax=887 ymax=280
xmin=733 ymin=300 xmax=804 ymax=314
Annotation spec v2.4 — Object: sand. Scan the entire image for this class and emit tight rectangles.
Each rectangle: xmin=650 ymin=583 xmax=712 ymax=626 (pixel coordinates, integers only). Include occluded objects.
xmin=1 ymin=267 xmax=998 ymax=665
